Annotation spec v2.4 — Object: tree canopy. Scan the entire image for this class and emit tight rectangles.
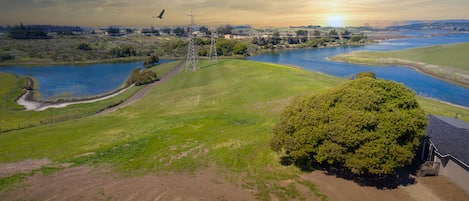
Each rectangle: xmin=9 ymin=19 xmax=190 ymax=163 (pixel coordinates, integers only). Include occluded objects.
xmin=8 ymin=23 xmax=50 ymax=39
xmin=270 ymin=77 xmax=427 ymax=175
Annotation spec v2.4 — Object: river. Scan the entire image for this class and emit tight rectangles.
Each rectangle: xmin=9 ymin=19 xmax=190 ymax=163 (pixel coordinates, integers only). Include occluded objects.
xmin=248 ymin=32 xmax=469 ymax=107
xmin=0 ymin=60 xmax=170 ymax=101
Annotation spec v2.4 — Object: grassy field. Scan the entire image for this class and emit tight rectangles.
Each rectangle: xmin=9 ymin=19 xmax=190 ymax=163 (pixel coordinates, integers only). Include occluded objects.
xmin=330 ymin=42 xmax=469 ymax=87
xmin=1 ymin=59 xmax=469 ymax=199
xmin=0 ymin=61 xmax=179 ymax=132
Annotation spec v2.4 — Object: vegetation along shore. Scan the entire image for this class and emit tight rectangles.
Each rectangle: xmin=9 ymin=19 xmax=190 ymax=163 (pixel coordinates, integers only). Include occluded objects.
xmin=329 ymin=42 xmax=469 ymax=88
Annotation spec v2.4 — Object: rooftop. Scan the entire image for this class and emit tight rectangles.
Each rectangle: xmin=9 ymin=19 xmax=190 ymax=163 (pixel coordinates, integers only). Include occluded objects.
xmin=426 ymin=115 xmax=469 ymax=168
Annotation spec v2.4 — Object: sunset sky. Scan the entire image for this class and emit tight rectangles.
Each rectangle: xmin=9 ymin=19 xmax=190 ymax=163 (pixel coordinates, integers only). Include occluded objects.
xmin=1 ymin=0 xmax=469 ymax=28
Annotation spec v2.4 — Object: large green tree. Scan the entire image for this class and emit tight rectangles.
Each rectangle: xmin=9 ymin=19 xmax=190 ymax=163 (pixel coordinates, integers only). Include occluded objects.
xmin=270 ymin=77 xmax=427 ymax=175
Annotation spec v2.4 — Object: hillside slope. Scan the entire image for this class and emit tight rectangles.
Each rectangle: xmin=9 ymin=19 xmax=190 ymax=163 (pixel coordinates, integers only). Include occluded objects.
xmin=1 ymin=59 xmax=468 ymax=200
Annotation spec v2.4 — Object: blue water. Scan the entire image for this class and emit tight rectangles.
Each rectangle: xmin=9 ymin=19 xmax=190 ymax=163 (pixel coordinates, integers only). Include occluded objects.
xmin=0 ymin=60 xmax=170 ymax=100
xmin=248 ymin=33 xmax=469 ymax=107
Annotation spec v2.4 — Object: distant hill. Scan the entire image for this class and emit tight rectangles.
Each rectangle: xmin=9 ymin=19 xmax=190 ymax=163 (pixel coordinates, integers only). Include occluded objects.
xmin=387 ymin=19 xmax=469 ymax=31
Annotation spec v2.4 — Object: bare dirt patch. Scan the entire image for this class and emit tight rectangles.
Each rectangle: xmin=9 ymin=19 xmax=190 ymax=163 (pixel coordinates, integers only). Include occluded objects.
xmin=0 ymin=159 xmax=51 ymax=178
xmin=1 ymin=166 xmax=255 ymax=201
xmin=302 ymin=170 xmax=469 ymax=201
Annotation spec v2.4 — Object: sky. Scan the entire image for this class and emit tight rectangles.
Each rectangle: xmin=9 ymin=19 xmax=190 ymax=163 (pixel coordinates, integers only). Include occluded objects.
xmin=1 ymin=0 xmax=469 ymax=28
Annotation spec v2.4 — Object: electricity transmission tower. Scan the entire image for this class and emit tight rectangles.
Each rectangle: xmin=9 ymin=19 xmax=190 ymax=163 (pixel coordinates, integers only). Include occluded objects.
xmin=186 ymin=12 xmax=198 ymax=71
xmin=209 ymin=30 xmax=217 ymax=64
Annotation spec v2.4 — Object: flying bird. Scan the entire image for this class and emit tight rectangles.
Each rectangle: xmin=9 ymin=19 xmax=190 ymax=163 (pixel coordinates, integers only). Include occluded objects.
xmin=153 ymin=9 xmax=165 ymax=19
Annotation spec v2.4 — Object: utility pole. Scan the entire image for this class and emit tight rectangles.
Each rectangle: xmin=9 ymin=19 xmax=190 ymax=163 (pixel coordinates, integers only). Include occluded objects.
xmin=186 ymin=12 xmax=198 ymax=71
xmin=209 ymin=29 xmax=217 ymax=64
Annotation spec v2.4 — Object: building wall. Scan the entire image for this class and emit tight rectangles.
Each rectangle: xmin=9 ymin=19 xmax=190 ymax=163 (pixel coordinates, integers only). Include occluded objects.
xmin=434 ymin=156 xmax=469 ymax=194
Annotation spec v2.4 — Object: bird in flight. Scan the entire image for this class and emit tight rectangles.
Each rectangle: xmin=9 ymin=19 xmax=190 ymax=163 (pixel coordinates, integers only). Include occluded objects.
xmin=153 ymin=9 xmax=165 ymax=19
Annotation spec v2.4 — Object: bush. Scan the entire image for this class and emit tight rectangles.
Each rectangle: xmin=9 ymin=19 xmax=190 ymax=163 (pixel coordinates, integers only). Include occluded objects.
xmin=0 ymin=53 xmax=15 ymax=61
xmin=355 ymin=72 xmax=376 ymax=79
xmin=126 ymin=67 xmax=158 ymax=86
xmin=270 ymin=78 xmax=427 ymax=175
xmin=143 ymin=55 xmax=159 ymax=68
xmin=77 ymin=43 xmax=92 ymax=50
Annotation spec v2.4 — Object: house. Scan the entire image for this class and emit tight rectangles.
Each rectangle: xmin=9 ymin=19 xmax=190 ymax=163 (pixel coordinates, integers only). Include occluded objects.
xmin=421 ymin=115 xmax=469 ymax=193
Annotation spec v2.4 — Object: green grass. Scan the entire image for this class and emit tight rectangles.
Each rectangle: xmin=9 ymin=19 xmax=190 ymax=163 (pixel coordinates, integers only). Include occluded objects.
xmin=1 ymin=59 xmax=468 ymax=199
xmin=0 ymin=59 xmax=344 ymax=199
xmin=0 ymin=61 xmax=181 ymax=132
xmin=330 ymin=42 xmax=469 ymax=87
xmin=369 ymin=42 xmax=469 ymax=71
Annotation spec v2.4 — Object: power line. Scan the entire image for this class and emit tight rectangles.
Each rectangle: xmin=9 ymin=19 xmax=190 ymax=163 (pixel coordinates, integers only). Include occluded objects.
xmin=186 ymin=12 xmax=198 ymax=72
xmin=209 ymin=29 xmax=217 ymax=64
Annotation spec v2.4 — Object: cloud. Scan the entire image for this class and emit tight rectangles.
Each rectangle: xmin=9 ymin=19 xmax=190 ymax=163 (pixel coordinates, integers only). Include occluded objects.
xmin=1 ymin=0 xmax=469 ymax=26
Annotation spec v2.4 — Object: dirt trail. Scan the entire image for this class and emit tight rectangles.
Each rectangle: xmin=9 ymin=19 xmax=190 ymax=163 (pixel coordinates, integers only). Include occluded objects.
xmin=99 ymin=61 xmax=185 ymax=115
xmin=1 ymin=166 xmax=254 ymax=201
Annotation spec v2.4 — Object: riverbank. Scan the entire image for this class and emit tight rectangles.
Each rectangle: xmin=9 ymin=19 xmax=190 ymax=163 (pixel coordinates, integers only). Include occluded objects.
xmin=16 ymin=84 xmax=135 ymax=111
xmin=329 ymin=53 xmax=469 ymax=88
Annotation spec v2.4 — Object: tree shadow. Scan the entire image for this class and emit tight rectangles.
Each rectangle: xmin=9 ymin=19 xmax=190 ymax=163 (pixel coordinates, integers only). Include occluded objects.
xmin=320 ymin=165 xmax=416 ymax=189
xmin=279 ymin=156 xmax=415 ymax=189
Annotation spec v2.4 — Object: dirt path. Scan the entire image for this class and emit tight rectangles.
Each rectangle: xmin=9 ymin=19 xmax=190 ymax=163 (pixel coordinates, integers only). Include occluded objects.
xmin=99 ymin=61 xmax=185 ymax=115
xmin=1 ymin=166 xmax=254 ymax=201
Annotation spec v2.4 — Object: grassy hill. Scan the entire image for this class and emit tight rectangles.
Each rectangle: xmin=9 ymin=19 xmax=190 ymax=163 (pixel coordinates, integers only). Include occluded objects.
xmin=1 ymin=59 xmax=469 ymax=199
xmin=330 ymin=42 xmax=469 ymax=87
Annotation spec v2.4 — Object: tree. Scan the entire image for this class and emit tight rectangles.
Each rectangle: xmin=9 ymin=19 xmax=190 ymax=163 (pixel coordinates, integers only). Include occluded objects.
xmin=313 ymin=30 xmax=321 ymax=37
xmin=233 ymin=42 xmax=248 ymax=55
xmin=107 ymin=27 xmax=120 ymax=34
xmin=162 ymin=27 xmax=171 ymax=35
xmin=126 ymin=67 xmax=158 ymax=86
xmin=77 ymin=43 xmax=92 ymax=50
xmin=143 ymin=55 xmax=159 ymax=68
xmin=199 ymin=26 xmax=210 ymax=36
xmin=173 ymin=27 xmax=186 ymax=37
xmin=296 ymin=30 xmax=308 ymax=37
xmin=216 ymin=24 xmax=233 ymax=35
xmin=8 ymin=23 xmax=50 ymax=39
xmin=270 ymin=77 xmax=427 ymax=175
xmin=356 ymin=71 xmax=376 ymax=79
xmin=328 ymin=29 xmax=339 ymax=39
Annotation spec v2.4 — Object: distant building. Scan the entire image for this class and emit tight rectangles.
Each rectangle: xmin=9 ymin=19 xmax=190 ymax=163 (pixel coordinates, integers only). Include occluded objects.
xmin=421 ymin=115 xmax=469 ymax=194
xmin=223 ymin=34 xmax=251 ymax=40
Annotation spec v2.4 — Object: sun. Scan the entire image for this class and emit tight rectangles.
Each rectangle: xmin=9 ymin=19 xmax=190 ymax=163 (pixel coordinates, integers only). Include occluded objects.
xmin=326 ymin=15 xmax=344 ymax=27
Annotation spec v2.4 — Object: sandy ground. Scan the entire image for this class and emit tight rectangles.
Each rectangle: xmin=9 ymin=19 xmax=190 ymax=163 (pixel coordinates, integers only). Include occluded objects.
xmin=1 ymin=159 xmax=468 ymax=201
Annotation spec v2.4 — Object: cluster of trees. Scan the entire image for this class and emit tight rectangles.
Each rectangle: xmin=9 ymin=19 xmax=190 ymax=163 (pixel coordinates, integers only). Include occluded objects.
xmin=197 ymin=38 xmax=248 ymax=57
xmin=77 ymin=43 xmax=92 ymax=51
xmin=143 ymin=55 xmax=159 ymax=68
xmin=109 ymin=46 xmax=137 ymax=58
xmin=126 ymin=67 xmax=158 ymax=86
xmin=0 ymin=53 xmax=15 ymax=61
xmin=8 ymin=23 xmax=50 ymax=39
xmin=252 ymin=29 xmax=367 ymax=49
xmin=160 ymin=27 xmax=186 ymax=37
xmin=270 ymin=75 xmax=427 ymax=175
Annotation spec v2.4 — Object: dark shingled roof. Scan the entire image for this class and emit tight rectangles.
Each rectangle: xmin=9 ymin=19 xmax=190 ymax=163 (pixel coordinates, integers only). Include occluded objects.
xmin=426 ymin=115 xmax=469 ymax=168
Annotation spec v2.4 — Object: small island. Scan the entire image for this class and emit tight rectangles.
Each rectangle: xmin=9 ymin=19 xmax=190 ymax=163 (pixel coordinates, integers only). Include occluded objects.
xmin=329 ymin=42 xmax=469 ymax=87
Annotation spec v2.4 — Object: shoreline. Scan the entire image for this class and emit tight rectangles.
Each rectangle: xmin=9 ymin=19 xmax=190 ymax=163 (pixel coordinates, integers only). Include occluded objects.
xmin=17 ymin=84 xmax=135 ymax=111
xmin=328 ymin=56 xmax=469 ymax=88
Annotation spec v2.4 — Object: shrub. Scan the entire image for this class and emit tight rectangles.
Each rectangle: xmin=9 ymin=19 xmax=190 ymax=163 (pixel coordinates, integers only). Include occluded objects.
xmin=270 ymin=78 xmax=427 ymax=175
xmin=355 ymin=71 xmax=376 ymax=79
